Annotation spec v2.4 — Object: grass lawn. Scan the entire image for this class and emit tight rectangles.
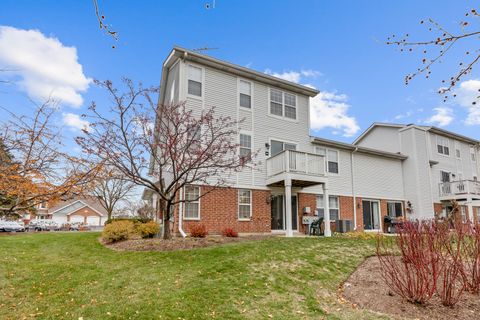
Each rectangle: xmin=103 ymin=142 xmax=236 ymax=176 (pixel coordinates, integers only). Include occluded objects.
xmin=0 ymin=232 xmax=386 ymax=320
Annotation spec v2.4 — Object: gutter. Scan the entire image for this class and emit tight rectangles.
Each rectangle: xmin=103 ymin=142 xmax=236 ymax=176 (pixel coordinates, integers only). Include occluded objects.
xmin=351 ymin=147 xmax=358 ymax=230
xmin=178 ymin=188 xmax=186 ymax=238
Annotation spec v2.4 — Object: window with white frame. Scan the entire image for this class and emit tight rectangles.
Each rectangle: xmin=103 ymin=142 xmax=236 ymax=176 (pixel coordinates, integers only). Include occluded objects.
xmin=269 ymin=89 xmax=296 ymax=119
xmin=239 ymin=80 xmax=252 ymax=109
xmin=471 ymin=146 xmax=476 ymax=162
xmin=270 ymin=139 xmax=296 ymax=157
xmin=238 ymin=189 xmax=252 ymax=219
xmin=39 ymin=202 xmax=47 ymax=210
xmin=437 ymin=136 xmax=450 ymax=155
xmin=284 ymin=93 xmax=296 ymax=119
xmin=239 ymin=133 xmax=252 ymax=162
xmin=270 ymin=89 xmax=283 ymax=116
xmin=455 ymin=143 xmax=461 ymax=158
xmin=314 ymin=147 xmax=339 ymax=174
xmin=461 ymin=206 xmax=467 ymax=223
xmin=188 ymin=65 xmax=202 ymax=97
xmin=316 ymin=195 xmax=339 ymax=220
xmin=387 ymin=202 xmax=403 ymax=218
xmin=187 ymin=125 xmax=201 ymax=151
xmin=184 ymin=186 xmax=200 ymax=219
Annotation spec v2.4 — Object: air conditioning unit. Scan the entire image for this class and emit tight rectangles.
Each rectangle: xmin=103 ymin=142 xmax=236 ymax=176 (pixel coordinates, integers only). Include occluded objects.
xmin=336 ymin=220 xmax=353 ymax=233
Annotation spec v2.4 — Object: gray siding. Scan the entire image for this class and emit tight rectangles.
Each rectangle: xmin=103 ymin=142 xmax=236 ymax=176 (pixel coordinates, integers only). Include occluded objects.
xmin=357 ymin=126 xmax=402 ymax=153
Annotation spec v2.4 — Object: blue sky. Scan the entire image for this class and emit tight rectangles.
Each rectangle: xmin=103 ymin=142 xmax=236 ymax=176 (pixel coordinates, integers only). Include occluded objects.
xmin=1 ymin=0 xmax=480 ymax=148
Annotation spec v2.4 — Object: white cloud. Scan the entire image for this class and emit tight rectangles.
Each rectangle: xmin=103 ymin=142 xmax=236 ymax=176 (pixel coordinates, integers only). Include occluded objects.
xmin=63 ymin=113 xmax=89 ymax=131
xmin=265 ymin=68 xmax=358 ymax=137
xmin=310 ymin=92 xmax=360 ymax=137
xmin=264 ymin=69 xmax=321 ymax=84
xmin=453 ymin=79 xmax=480 ymax=125
xmin=425 ymin=107 xmax=454 ymax=127
xmin=0 ymin=26 xmax=91 ymax=107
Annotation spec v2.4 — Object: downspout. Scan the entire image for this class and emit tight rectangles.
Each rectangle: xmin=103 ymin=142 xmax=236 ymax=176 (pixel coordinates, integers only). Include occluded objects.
xmin=351 ymin=147 xmax=358 ymax=230
xmin=178 ymin=188 xmax=187 ymax=238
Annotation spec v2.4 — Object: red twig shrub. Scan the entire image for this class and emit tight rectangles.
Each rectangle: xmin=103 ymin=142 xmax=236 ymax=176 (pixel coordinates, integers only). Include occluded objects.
xmin=460 ymin=222 xmax=480 ymax=294
xmin=377 ymin=221 xmax=442 ymax=304
xmin=189 ymin=224 xmax=208 ymax=238
xmin=221 ymin=227 xmax=238 ymax=237
xmin=437 ymin=222 xmax=466 ymax=306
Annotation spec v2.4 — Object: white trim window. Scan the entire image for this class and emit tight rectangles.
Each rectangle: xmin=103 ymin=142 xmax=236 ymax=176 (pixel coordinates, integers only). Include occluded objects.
xmin=271 ymin=139 xmax=296 ymax=157
xmin=314 ymin=147 xmax=339 ymax=174
xmin=184 ymin=186 xmax=200 ymax=219
xmin=187 ymin=65 xmax=202 ymax=97
xmin=270 ymin=89 xmax=283 ymax=116
xmin=284 ymin=93 xmax=296 ymax=119
xmin=316 ymin=195 xmax=340 ymax=220
xmin=39 ymin=202 xmax=47 ymax=210
xmin=454 ymin=142 xmax=461 ymax=159
xmin=238 ymin=189 xmax=252 ymax=220
xmin=471 ymin=146 xmax=476 ymax=162
xmin=437 ymin=136 xmax=450 ymax=156
xmin=440 ymin=170 xmax=450 ymax=183
xmin=187 ymin=125 xmax=201 ymax=151
xmin=239 ymin=80 xmax=252 ymax=109
xmin=239 ymin=133 xmax=252 ymax=162
xmin=461 ymin=206 xmax=467 ymax=223
xmin=387 ymin=201 xmax=403 ymax=218
xmin=269 ymin=89 xmax=297 ymax=120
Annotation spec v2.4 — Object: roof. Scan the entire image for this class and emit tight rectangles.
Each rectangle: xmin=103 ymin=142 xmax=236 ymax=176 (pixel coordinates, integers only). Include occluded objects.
xmin=353 ymin=122 xmax=480 ymax=145
xmin=160 ymin=47 xmax=320 ymax=99
xmin=311 ymin=136 xmax=408 ymax=160
xmin=48 ymin=196 xmax=107 ymax=217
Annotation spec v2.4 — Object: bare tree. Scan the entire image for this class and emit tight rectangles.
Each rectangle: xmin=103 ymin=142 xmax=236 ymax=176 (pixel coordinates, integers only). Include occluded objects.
xmin=0 ymin=101 xmax=98 ymax=218
xmin=92 ymin=0 xmax=118 ymax=48
xmin=76 ymin=79 xmax=252 ymax=239
xmin=387 ymin=8 xmax=480 ymax=102
xmin=92 ymin=169 xmax=135 ymax=220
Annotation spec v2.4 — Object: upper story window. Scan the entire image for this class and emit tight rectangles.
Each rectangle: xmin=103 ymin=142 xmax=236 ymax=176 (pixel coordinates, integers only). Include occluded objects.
xmin=39 ymin=202 xmax=47 ymax=210
xmin=187 ymin=125 xmax=201 ymax=151
xmin=239 ymin=80 xmax=252 ymax=109
xmin=470 ymin=146 xmax=476 ymax=162
xmin=239 ymin=133 xmax=252 ymax=162
xmin=271 ymin=140 xmax=296 ymax=157
xmin=314 ymin=146 xmax=339 ymax=174
xmin=269 ymin=89 xmax=297 ymax=120
xmin=437 ymin=136 xmax=450 ymax=156
xmin=188 ymin=65 xmax=202 ymax=97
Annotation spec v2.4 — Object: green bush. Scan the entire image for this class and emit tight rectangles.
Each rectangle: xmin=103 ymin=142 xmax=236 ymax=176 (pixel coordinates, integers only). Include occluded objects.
xmin=138 ymin=221 xmax=160 ymax=238
xmin=102 ymin=220 xmax=136 ymax=243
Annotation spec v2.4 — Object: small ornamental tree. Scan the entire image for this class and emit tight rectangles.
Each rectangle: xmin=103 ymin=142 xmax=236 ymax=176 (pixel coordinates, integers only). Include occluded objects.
xmin=0 ymin=101 xmax=98 ymax=218
xmin=76 ymin=79 xmax=253 ymax=239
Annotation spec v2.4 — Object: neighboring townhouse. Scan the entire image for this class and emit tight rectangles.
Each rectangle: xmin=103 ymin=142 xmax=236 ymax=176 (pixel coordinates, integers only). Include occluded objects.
xmin=24 ymin=196 xmax=107 ymax=226
xmin=144 ymin=47 xmax=419 ymax=236
xmin=354 ymin=123 xmax=480 ymax=223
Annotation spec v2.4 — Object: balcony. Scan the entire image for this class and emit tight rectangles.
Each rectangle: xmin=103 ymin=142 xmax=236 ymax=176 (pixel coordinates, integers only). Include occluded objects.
xmin=439 ymin=180 xmax=480 ymax=200
xmin=266 ymin=150 xmax=326 ymax=187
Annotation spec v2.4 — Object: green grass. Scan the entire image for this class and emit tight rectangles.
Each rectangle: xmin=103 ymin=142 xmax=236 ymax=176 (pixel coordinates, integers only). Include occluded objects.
xmin=0 ymin=233 xmax=387 ymax=319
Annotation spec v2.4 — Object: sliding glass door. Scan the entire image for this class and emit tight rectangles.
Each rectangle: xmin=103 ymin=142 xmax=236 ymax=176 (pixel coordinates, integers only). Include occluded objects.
xmin=362 ymin=200 xmax=380 ymax=230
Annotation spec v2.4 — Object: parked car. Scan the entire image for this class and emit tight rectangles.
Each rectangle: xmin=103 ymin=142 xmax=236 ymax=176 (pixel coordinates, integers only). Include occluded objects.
xmin=27 ymin=220 xmax=59 ymax=232
xmin=0 ymin=221 xmax=25 ymax=232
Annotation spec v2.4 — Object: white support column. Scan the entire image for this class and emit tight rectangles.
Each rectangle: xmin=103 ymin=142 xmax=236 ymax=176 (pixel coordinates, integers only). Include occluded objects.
xmin=323 ymin=183 xmax=331 ymax=237
xmin=285 ymin=178 xmax=293 ymax=237
xmin=467 ymin=196 xmax=474 ymax=222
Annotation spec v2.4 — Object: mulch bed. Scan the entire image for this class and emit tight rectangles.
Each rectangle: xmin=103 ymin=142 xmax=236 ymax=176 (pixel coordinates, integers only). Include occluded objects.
xmin=103 ymin=234 xmax=275 ymax=252
xmin=341 ymin=256 xmax=480 ymax=320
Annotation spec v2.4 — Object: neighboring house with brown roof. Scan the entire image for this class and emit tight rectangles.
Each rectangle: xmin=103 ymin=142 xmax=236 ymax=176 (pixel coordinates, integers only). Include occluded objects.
xmin=28 ymin=196 xmax=107 ymax=226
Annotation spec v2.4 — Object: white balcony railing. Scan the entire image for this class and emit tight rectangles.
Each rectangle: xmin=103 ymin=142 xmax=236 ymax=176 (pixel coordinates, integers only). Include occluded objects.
xmin=266 ymin=150 xmax=325 ymax=177
xmin=439 ymin=180 xmax=480 ymax=198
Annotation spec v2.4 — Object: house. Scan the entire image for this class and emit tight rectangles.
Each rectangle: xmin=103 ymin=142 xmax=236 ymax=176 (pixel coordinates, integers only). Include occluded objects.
xmin=354 ymin=123 xmax=480 ymax=223
xmin=24 ymin=196 xmax=107 ymax=226
xmin=144 ymin=47 xmax=480 ymax=236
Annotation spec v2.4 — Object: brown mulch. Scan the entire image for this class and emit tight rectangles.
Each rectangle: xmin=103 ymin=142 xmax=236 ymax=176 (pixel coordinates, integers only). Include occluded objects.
xmin=103 ymin=234 xmax=275 ymax=252
xmin=341 ymin=256 xmax=480 ymax=320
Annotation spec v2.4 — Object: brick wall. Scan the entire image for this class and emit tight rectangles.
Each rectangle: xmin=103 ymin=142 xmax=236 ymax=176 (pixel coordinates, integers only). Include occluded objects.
xmin=297 ymin=193 xmax=316 ymax=234
xmin=176 ymin=186 xmax=271 ymax=235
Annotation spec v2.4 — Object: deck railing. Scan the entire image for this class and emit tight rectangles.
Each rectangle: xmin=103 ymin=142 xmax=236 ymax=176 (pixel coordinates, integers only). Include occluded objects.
xmin=266 ymin=150 xmax=325 ymax=177
xmin=439 ymin=180 xmax=480 ymax=198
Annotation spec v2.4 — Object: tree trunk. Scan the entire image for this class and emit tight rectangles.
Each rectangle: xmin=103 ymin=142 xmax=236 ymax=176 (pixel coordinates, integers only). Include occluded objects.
xmin=163 ymin=201 xmax=172 ymax=239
